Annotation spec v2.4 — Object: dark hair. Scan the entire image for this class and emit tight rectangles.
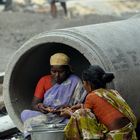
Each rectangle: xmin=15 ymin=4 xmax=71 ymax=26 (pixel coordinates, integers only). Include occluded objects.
xmin=82 ymin=65 xmax=114 ymax=89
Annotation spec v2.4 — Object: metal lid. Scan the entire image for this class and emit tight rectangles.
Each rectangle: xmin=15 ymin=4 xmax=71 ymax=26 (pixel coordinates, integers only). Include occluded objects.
xmin=30 ymin=123 xmax=66 ymax=132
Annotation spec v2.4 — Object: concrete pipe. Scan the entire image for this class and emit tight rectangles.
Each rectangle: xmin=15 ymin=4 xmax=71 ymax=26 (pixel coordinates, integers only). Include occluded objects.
xmin=3 ymin=16 xmax=140 ymax=137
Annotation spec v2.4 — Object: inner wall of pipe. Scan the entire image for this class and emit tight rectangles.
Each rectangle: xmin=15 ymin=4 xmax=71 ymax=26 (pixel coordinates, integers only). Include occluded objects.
xmin=9 ymin=42 xmax=90 ymax=118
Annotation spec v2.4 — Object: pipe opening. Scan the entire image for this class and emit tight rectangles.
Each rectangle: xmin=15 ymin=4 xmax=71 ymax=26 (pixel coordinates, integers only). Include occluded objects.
xmin=9 ymin=42 xmax=90 ymax=119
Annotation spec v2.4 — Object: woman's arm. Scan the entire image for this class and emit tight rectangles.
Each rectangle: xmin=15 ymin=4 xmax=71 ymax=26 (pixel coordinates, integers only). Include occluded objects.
xmin=31 ymin=96 xmax=54 ymax=113
xmin=31 ymin=96 xmax=43 ymax=111
xmin=60 ymin=104 xmax=84 ymax=118
xmin=60 ymin=107 xmax=73 ymax=118
xmin=71 ymin=103 xmax=83 ymax=111
xmin=31 ymin=75 xmax=52 ymax=113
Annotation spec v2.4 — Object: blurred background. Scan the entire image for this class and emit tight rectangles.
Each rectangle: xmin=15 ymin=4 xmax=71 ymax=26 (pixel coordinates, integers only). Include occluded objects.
xmin=0 ymin=0 xmax=140 ymax=73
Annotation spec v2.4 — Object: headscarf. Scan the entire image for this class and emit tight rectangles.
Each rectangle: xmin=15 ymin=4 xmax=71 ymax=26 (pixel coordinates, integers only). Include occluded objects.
xmin=50 ymin=53 xmax=70 ymax=65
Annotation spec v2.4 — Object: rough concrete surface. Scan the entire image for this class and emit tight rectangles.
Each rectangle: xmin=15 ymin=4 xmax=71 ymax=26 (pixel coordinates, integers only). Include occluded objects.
xmin=0 ymin=84 xmax=4 ymax=108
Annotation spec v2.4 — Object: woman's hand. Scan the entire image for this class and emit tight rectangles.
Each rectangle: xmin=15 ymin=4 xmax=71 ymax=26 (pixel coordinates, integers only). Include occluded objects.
xmin=37 ymin=103 xmax=56 ymax=113
xmin=60 ymin=107 xmax=73 ymax=118
xmin=71 ymin=104 xmax=83 ymax=111
xmin=36 ymin=103 xmax=47 ymax=113
xmin=31 ymin=96 xmax=55 ymax=113
xmin=43 ymin=106 xmax=56 ymax=113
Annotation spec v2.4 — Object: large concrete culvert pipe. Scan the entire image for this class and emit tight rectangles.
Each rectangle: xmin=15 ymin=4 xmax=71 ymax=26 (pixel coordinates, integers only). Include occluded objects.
xmin=3 ymin=16 xmax=140 ymax=137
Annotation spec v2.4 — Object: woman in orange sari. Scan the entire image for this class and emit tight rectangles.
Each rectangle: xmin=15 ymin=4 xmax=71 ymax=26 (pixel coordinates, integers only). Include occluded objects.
xmin=62 ymin=65 xmax=137 ymax=140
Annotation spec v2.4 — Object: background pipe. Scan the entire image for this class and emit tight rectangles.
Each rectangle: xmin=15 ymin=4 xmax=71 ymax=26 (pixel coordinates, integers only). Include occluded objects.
xmin=3 ymin=16 xmax=140 ymax=138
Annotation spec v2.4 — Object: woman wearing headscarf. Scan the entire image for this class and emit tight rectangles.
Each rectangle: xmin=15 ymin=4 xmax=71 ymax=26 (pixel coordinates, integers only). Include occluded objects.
xmin=63 ymin=65 xmax=137 ymax=140
xmin=20 ymin=53 xmax=86 ymax=139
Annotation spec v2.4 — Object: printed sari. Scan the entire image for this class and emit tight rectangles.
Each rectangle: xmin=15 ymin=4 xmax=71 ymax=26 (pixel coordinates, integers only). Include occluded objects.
xmin=21 ymin=74 xmax=86 ymax=137
xmin=64 ymin=88 xmax=137 ymax=140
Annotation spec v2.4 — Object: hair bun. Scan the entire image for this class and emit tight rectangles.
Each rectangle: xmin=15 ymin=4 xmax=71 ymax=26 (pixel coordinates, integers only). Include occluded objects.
xmin=102 ymin=73 xmax=115 ymax=83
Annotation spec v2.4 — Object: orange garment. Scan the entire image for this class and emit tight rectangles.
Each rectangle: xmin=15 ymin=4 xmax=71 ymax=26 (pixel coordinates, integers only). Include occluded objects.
xmin=84 ymin=92 xmax=124 ymax=128
xmin=34 ymin=75 xmax=52 ymax=99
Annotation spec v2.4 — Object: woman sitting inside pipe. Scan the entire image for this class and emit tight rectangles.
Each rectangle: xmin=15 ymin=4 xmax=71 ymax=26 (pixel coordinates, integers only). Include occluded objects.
xmin=61 ymin=65 xmax=137 ymax=140
xmin=20 ymin=53 xmax=87 ymax=139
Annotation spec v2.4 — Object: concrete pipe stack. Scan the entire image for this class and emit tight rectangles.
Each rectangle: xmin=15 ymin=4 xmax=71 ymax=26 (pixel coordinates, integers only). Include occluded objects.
xmin=3 ymin=15 xmax=140 ymax=138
